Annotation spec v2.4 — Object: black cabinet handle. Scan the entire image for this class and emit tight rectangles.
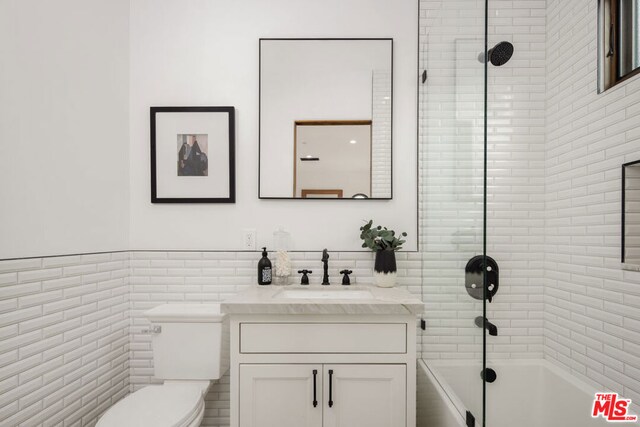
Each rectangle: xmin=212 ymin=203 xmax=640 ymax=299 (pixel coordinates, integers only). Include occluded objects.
xmin=312 ymin=369 xmax=318 ymax=407
xmin=328 ymin=369 xmax=334 ymax=408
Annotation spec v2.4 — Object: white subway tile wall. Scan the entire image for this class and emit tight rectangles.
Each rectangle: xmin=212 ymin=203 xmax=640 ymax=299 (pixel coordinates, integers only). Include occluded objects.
xmin=486 ymin=0 xmax=547 ymax=360
xmin=0 ymin=250 xmax=421 ymax=426
xmin=419 ymin=0 xmax=546 ymax=360
xmin=128 ymin=250 xmax=421 ymax=427
xmin=371 ymin=69 xmax=393 ymax=198
xmin=545 ymin=0 xmax=640 ymax=405
xmin=0 ymin=253 xmax=130 ymax=427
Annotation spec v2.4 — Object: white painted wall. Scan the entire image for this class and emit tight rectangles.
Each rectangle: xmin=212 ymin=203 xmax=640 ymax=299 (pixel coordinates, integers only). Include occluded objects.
xmin=0 ymin=0 xmax=130 ymax=260
xmin=129 ymin=0 xmax=418 ymax=252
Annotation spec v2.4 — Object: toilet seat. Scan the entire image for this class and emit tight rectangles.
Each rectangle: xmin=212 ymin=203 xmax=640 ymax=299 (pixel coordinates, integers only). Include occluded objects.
xmin=96 ymin=383 xmax=206 ymax=427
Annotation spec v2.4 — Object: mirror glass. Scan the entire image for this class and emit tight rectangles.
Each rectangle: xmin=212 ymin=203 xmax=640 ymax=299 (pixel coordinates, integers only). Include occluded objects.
xmin=295 ymin=121 xmax=372 ymax=198
xmin=259 ymin=39 xmax=393 ymax=199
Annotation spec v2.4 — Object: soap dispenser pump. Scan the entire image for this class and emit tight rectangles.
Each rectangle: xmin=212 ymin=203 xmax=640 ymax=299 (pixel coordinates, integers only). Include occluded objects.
xmin=258 ymin=247 xmax=272 ymax=285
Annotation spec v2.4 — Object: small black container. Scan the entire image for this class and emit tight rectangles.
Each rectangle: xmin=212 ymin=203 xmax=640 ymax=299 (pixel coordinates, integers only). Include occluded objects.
xmin=258 ymin=247 xmax=272 ymax=285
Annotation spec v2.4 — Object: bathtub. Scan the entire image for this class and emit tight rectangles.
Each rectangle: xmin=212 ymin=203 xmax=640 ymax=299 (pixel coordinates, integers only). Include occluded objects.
xmin=417 ymin=359 xmax=617 ymax=427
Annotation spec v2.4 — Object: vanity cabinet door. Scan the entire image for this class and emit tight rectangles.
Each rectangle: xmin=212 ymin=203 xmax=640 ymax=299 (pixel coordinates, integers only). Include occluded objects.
xmin=323 ymin=364 xmax=406 ymax=427
xmin=239 ymin=364 xmax=323 ymax=427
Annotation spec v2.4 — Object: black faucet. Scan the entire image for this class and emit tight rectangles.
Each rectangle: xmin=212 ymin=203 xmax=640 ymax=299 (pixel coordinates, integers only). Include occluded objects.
xmin=321 ymin=249 xmax=330 ymax=285
xmin=475 ymin=316 xmax=498 ymax=336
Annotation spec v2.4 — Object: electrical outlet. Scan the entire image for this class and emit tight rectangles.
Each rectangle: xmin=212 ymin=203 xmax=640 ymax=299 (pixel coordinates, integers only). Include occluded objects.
xmin=242 ymin=229 xmax=257 ymax=250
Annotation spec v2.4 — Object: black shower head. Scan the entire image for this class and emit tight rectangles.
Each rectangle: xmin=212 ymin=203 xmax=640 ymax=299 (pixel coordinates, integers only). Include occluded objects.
xmin=487 ymin=41 xmax=514 ymax=66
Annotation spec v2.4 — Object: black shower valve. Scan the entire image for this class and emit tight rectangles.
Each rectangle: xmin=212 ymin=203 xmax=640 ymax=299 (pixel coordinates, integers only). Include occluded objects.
xmin=465 ymin=255 xmax=499 ymax=302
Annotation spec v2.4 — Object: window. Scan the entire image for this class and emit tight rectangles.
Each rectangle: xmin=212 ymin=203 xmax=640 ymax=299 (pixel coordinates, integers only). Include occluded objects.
xmin=598 ymin=0 xmax=640 ymax=92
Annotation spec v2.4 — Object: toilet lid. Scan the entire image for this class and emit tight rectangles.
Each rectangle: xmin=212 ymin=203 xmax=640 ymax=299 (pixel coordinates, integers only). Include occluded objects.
xmin=97 ymin=384 xmax=203 ymax=427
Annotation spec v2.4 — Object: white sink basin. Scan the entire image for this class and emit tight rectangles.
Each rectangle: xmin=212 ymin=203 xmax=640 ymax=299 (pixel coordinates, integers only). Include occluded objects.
xmin=276 ymin=289 xmax=374 ymax=300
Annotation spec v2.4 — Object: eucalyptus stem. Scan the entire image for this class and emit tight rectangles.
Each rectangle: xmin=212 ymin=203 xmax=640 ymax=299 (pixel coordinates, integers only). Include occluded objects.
xmin=359 ymin=220 xmax=407 ymax=252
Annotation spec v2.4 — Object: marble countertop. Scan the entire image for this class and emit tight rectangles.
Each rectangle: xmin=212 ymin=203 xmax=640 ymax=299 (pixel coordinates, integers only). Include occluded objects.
xmin=221 ymin=284 xmax=424 ymax=315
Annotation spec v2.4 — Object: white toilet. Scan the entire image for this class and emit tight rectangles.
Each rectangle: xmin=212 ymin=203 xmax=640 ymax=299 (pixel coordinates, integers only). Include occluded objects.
xmin=97 ymin=304 xmax=229 ymax=427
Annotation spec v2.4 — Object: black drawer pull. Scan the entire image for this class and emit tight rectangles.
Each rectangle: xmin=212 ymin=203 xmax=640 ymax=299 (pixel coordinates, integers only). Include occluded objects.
xmin=328 ymin=369 xmax=334 ymax=408
xmin=312 ymin=369 xmax=318 ymax=407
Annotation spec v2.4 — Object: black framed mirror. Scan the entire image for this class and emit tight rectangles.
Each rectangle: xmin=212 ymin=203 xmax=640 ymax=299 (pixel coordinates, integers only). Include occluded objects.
xmin=259 ymin=38 xmax=393 ymax=199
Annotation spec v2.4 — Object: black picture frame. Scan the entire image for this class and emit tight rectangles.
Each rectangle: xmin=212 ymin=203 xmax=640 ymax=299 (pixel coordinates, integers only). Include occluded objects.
xmin=150 ymin=106 xmax=235 ymax=203
xmin=258 ymin=38 xmax=394 ymax=200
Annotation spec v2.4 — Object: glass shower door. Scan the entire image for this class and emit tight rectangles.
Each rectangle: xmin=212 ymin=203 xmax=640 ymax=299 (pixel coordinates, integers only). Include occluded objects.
xmin=418 ymin=0 xmax=489 ymax=425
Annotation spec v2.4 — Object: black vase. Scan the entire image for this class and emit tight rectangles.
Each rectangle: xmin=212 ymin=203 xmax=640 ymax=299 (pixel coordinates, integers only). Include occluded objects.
xmin=374 ymin=250 xmax=397 ymax=287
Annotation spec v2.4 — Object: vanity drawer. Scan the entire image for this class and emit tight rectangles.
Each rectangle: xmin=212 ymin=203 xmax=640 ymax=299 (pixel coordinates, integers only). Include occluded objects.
xmin=240 ymin=323 xmax=406 ymax=354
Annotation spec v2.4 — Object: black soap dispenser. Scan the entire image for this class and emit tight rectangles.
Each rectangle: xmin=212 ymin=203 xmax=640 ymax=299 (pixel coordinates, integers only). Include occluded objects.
xmin=258 ymin=247 xmax=272 ymax=285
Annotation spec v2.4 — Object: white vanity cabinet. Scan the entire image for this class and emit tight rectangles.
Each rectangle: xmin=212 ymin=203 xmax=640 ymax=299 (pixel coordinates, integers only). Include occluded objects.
xmin=239 ymin=363 xmax=406 ymax=427
xmin=222 ymin=285 xmax=423 ymax=427
xmin=239 ymin=364 xmax=323 ymax=427
xmin=322 ymin=364 xmax=406 ymax=427
xmin=228 ymin=315 xmax=417 ymax=427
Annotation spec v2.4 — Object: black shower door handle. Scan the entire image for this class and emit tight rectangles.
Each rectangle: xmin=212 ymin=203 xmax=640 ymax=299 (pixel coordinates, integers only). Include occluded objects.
xmin=607 ymin=23 xmax=615 ymax=57
xmin=328 ymin=369 xmax=334 ymax=408
xmin=312 ymin=369 xmax=318 ymax=407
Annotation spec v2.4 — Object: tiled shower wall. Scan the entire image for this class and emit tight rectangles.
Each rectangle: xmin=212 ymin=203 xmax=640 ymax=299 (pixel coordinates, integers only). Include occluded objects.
xmin=485 ymin=0 xmax=547 ymax=360
xmin=625 ymin=165 xmax=640 ymax=264
xmin=0 ymin=253 xmax=130 ymax=426
xmin=419 ymin=0 xmax=546 ymax=359
xmin=420 ymin=0 xmax=640 ymax=407
xmin=419 ymin=0 xmax=488 ymax=359
xmin=545 ymin=0 xmax=640 ymax=405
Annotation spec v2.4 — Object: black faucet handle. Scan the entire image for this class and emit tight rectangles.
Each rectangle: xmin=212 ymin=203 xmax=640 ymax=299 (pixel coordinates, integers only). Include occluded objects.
xmin=298 ymin=269 xmax=312 ymax=285
xmin=340 ymin=269 xmax=353 ymax=285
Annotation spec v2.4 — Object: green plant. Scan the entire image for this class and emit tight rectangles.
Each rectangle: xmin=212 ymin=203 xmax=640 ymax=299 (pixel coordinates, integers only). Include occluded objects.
xmin=359 ymin=220 xmax=407 ymax=252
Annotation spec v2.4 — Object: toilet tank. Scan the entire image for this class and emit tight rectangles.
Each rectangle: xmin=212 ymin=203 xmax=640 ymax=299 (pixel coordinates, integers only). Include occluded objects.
xmin=144 ymin=304 xmax=229 ymax=380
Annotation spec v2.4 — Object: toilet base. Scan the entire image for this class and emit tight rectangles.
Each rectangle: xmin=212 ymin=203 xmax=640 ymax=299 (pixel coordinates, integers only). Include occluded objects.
xmin=96 ymin=381 xmax=211 ymax=427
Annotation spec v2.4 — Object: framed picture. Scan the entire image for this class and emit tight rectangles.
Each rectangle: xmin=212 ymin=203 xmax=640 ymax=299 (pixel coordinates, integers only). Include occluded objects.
xmin=150 ymin=106 xmax=235 ymax=203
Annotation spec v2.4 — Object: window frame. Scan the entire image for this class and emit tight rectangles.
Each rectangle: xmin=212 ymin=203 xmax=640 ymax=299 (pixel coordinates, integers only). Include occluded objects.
xmin=598 ymin=0 xmax=640 ymax=93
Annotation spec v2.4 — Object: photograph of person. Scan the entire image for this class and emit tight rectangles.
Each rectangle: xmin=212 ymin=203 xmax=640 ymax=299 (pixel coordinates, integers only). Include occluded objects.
xmin=177 ymin=134 xmax=208 ymax=176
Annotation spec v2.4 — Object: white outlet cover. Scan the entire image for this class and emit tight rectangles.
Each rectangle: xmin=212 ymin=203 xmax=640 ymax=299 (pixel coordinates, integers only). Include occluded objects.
xmin=242 ymin=229 xmax=256 ymax=250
